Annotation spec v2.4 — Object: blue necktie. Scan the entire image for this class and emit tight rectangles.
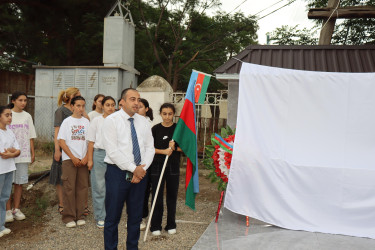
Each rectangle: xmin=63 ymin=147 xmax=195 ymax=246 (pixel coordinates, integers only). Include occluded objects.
xmin=128 ymin=117 xmax=141 ymax=166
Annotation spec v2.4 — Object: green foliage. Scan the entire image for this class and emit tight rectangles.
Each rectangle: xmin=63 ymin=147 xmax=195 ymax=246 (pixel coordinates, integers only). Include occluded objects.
xmin=0 ymin=1 xmax=114 ymax=73
xmin=41 ymin=141 xmax=55 ymax=154
xmin=204 ymin=144 xmax=215 ymax=158
xmin=0 ymin=0 xmax=258 ymax=90
xmin=130 ymin=0 xmax=258 ymax=90
xmin=220 ymin=127 xmax=228 ymax=138
xmin=23 ymin=195 xmax=49 ymax=222
xmin=225 ymin=125 xmax=234 ymax=135
xmin=34 ymin=139 xmax=54 ymax=156
xmin=267 ymin=25 xmax=318 ymax=45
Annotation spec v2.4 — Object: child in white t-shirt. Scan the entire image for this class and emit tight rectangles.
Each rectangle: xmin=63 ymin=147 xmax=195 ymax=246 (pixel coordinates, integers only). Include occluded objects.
xmin=87 ymin=96 xmax=116 ymax=228
xmin=0 ymin=105 xmax=21 ymax=237
xmin=57 ymin=96 xmax=90 ymax=228
xmin=6 ymin=92 xmax=37 ymax=222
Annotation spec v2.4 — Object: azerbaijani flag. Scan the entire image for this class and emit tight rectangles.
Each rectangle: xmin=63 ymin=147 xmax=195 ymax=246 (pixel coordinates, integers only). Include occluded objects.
xmin=173 ymin=72 xmax=199 ymax=210
xmin=212 ymin=133 xmax=233 ymax=154
xmin=192 ymin=70 xmax=211 ymax=104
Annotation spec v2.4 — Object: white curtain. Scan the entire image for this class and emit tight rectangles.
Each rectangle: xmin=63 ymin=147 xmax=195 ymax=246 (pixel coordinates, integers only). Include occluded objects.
xmin=224 ymin=63 xmax=375 ymax=238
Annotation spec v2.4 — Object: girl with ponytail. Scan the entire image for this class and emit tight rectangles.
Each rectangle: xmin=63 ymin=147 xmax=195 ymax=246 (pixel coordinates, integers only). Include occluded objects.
xmin=50 ymin=87 xmax=81 ymax=215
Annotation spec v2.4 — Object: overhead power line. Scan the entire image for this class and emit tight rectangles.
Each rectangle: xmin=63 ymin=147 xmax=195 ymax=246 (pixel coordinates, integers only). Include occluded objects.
xmin=253 ymin=0 xmax=285 ymax=16
xmin=228 ymin=0 xmax=250 ymax=15
xmin=256 ymin=0 xmax=297 ymax=21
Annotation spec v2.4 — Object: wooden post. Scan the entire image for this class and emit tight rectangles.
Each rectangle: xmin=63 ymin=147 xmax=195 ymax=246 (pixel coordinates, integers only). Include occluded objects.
xmin=318 ymin=0 xmax=340 ymax=45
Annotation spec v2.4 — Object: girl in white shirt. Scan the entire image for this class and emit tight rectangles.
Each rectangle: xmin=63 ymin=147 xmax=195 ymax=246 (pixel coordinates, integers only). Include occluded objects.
xmin=58 ymin=96 xmax=90 ymax=228
xmin=88 ymin=94 xmax=105 ymax=121
xmin=87 ymin=96 xmax=116 ymax=228
xmin=0 ymin=105 xmax=21 ymax=237
xmin=6 ymin=92 xmax=37 ymax=222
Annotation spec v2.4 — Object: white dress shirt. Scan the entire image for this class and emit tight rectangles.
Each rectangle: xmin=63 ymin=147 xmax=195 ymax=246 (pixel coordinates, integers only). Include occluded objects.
xmin=102 ymin=109 xmax=155 ymax=172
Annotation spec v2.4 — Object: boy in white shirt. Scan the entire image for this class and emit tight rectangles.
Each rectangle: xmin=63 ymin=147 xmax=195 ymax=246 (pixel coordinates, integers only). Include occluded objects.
xmin=0 ymin=105 xmax=21 ymax=237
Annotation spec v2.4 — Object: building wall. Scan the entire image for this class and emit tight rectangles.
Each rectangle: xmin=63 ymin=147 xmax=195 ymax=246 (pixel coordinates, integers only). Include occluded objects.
xmin=35 ymin=67 xmax=134 ymax=140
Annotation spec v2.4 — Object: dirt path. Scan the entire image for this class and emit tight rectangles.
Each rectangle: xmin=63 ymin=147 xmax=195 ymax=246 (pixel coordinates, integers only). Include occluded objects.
xmin=0 ymin=160 xmax=220 ymax=249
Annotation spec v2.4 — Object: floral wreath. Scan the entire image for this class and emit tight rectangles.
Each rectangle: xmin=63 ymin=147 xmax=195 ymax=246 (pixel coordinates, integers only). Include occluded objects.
xmin=203 ymin=126 xmax=235 ymax=191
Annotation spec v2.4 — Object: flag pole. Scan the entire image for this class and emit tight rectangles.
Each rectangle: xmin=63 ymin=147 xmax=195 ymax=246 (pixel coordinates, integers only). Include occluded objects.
xmin=143 ymin=152 xmax=170 ymax=242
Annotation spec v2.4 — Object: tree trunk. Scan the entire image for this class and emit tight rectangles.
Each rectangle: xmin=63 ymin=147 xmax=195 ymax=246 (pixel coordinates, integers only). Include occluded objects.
xmin=172 ymin=71 xmax=179 ymax=91
xmin=172 ymin=60 xmax=180 ymax=91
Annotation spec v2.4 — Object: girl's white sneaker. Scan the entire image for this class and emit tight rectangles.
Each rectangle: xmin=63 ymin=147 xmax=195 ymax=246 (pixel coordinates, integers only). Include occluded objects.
xmin=151 ymin=230 xmax=161 ymax=236
xmin=5 ymin=210 xmax=14 ymax=222
xmin=1 ymin=228 xmax=11 ymax=235
xmin=168 ymin=229 xmax=177 ymax=235
xmin=13 ymin=209 xmax=26 ymax=221
xmin=77 ymin=220 xmax=86 ymax=226
xmin=66 ymin=221 xmax=77 ymax=228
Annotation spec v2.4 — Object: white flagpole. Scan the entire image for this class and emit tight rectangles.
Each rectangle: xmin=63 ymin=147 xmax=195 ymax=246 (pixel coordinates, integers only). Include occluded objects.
xmin=143 ymin=153 xmax=170 ymax=242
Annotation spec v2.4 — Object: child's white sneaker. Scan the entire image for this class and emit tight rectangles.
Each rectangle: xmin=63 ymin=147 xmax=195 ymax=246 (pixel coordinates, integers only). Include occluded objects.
xmin=96 ymin=220 xmax=105 ymax=228
xmin=168 ymin=229 xmax=177 ymax=235
xmin=1 ymin=228 xmax=11 ymax=235
xmin=151 ymin=230 xmax=161 ymax=236
xmin=77 ymin=220 xmax=86 ymax=226
xmin=5 ymin=210 xmax=14 ymax=222
xmin=13 ymin=209 xmax=26 ymax=221
xmin=66 ymin=221 xmax=76 ymax=228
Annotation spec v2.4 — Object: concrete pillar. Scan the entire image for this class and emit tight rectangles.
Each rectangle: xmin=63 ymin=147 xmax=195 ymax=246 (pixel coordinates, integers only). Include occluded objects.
xmin=227 ymin=80 xmax=239 ymax=128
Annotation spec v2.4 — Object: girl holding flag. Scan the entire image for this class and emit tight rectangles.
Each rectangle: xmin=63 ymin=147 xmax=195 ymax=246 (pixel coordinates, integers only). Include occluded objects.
xmin=149 ymin=103 xmax=181 ymax=236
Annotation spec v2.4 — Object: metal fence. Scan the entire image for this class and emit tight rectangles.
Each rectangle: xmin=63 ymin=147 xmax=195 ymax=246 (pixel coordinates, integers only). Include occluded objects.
xmin=172 ymin=90 xmax=228 ymax=158
xmin=35 ymin=96 xmax=95 ymax=141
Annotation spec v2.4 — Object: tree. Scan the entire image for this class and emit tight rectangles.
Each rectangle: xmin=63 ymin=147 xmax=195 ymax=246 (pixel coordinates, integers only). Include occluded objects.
xmin=135 ymin=0 xmax=258 ymax=90
xmin=0 ymin=1 xmax=113 ymax=73
xmin=0 ymin=0 xmax=258 ymax=91
xmin=267 ymin=25 xmax=318 ymax=45
xmin=268 ymin=0 xmax=375 ymax=45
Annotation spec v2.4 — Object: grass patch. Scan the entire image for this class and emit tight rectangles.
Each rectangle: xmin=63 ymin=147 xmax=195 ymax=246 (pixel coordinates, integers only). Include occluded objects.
xmin=34 ymin=139 xmax=54 ymax=157
xmin=23 ymin=194 xmax=49 ymax=223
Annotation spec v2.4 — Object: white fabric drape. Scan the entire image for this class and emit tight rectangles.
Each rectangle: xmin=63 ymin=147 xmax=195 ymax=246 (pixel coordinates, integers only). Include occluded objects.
xmin=224 ymin=63 xmax=375 ymax=238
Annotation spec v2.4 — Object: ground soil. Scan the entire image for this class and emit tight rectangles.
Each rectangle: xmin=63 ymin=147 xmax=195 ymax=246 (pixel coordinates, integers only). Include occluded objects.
xmin=0 ymin=156 xmax=220 ymax=249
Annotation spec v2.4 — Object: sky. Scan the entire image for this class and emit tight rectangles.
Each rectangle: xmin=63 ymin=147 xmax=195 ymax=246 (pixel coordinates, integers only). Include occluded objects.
xmin=217 ymin=0 xmax=317 ymax=44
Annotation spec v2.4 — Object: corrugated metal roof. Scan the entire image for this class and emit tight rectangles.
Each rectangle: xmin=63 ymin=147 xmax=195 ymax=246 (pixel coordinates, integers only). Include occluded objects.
xmin=214 ymin=45 xmax=375 ymax=75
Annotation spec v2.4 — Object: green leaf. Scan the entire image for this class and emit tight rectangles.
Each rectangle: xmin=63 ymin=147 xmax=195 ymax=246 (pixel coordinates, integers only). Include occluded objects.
xmin=221 ymin=127 xmax=228 ymax=138
xmin=225 ymin=125 xmax=234 ymax=135
xmin=203 ymin=158 xmax=213 ymax=167
xmin=204 ymin=145 xmax=215 ymax=157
